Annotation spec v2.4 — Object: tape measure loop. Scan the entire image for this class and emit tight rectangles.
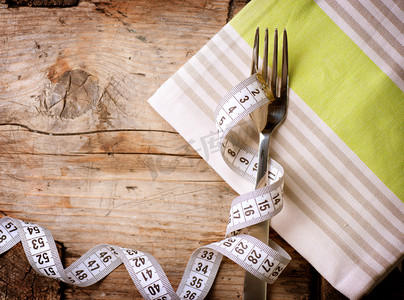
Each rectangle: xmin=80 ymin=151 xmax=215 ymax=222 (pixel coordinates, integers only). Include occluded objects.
xmin=215 ymin=73 xmax=291 ymax=287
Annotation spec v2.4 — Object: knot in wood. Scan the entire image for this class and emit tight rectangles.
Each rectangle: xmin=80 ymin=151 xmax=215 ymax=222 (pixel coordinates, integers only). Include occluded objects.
xmin=41 ymin=69 xmax=99 ymax=119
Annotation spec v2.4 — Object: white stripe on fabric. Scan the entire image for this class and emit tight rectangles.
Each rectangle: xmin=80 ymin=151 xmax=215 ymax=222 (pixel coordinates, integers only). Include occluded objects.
xmin=275 ymin=191 xmax=375 ymax=300
xmin=178 ymin=64 xmax=218 ymax=112
xmin=279 ymin=121 xmax=400 ymax=262
xmin=277 ymin=157 xmax=383 ymax=278
xmin=315 ymin=0 xmax=404 ymax=91
xmin=216 ymin=28 xmax=251 ymax=77
xmin=336 ymin=0 xmax=402 ymax=63
xmin=172 ymin=73 xmax=214 ymax=121
xmin=287 ymin=108 xmax=404 ymax=241
xmin=282 ymin=114 xmax=402 ymax=248
xmin=276 ymin=138 xmax=392 ymax=271
xmin=360 ymin=0 xmax=403 ymax=44
xmin=189 ymin=56 xmax=229 ymax=101
xmin=202 ymin=46 xmax=240 ymax=86
xmin=382 ymin=0 xmax=404 ymax=21
xmin=289 ymin=87 xmax=403 ymax=217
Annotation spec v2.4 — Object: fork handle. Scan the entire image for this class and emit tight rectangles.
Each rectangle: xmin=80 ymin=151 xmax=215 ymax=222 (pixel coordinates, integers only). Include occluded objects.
xmin=243 ymin=220 xmax=269 ymax=300
xmin=243 ymin=132 xmax=271 ymax=300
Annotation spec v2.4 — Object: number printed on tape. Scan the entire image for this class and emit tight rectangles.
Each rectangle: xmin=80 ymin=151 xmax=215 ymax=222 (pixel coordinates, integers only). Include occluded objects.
xmin=192 ymin=258 xmax=213 ymax=277
xmin=136 ymin=266 xmax=159 ymax=286
xmin=40 ymin=266 xmax=61 ymax=278
xmin=245 ymin=156 xmax=259 ymax=177
xmin=180 ymin=286 xmax=201 ymax=300
xmin=34 ymin=250 xmax=54 ymax=268
xmin=84 ymin=254 xmax=106 ymax=276
xmin=72 ymin=262 xmax=93 ymax=282
xmin=28 ymin=236 xmax=50 ymax=255
xmin=255 ymin=195 xmax=272 ymax=214
xmin=0 ymin=226 xmax=13 ymax=246
xmin=24 ymin=225 xmax=45 ymax=239
xmin=145 ymin=280 xmax=167 ymax=299
xmin=130 ymin=255 xmax=152 ymax=273
xmin=241 ymin=199 xmax=259 ymax=221
xmin=245 ymin=246 xmax=267 ymax=269
xmin=186 ymin=271 xmax=207 ymax=291
xmin=1 ymin=220 xmax=18 ymax=234
xmin=222 ymin=96 xmax=244 ymax=119
xmin=96 ymin=247 xmax=118 ymax=266
xmin=232 ymin=239 xmax=254 ymax=261
xmin=197 ymin=249 xmax=217 ymax=262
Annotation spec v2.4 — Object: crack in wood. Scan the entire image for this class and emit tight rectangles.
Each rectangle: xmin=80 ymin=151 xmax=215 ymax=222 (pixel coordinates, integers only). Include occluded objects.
xmin=0 ymin=122 xmax=178 ymax=136
xmin=226 ymin=0 xmax=235 ymax=23
xmin=226 ymin=0 xmax=251 ymax=23
xmin=0 ymin=151 xmax=201 ymax=158
xmin=6 ymin=0 xmax=79 ymax=7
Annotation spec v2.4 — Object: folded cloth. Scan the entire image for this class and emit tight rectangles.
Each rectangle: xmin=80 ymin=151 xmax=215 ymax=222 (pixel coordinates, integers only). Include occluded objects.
xmin=148 ymin=0 xmax=404 ymax=299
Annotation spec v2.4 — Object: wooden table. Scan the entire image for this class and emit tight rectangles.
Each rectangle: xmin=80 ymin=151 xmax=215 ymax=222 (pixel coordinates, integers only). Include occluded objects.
xmin=0 ymin=0 xmax=402 ymax=299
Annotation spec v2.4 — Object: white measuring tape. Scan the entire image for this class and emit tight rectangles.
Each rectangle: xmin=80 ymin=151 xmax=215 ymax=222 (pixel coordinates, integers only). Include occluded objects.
xmin=0 ymin=74 xmax=290 ymax=299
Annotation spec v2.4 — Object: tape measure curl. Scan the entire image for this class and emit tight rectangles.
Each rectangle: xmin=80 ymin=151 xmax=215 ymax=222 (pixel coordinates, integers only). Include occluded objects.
xmin=216 ymin=74 xmax=287 ymax=235
xmin=0 ymin=74 xmax=290 ymax=299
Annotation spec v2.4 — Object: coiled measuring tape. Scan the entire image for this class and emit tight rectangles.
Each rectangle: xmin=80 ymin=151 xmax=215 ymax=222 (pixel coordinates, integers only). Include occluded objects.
xmin=0 ymin=74 xmax=290 ymax=299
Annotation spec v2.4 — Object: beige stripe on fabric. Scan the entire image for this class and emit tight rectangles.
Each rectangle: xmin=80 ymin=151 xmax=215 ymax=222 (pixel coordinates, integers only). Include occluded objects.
xmin=322 ymin=0 xmax=404 ymax=82
xmin=171 ymin=29 xmax=245 ymax=121
xmin=173 ymin=29 xmax=260 ymax=143
xmin=290 ymin=98 xmax=404 ymax=224
xmin=172 ymin=25 xmax=252 ymax=117
xmin=196 ymin=51 xmax=234 ymax=94
xmin=218 ymin=27 xmax=251 ymax=74
xmin=279 ymin=120 xmax=401 ymax=261
xmin=282 ymin=181 xmax=380 ymax=279
xmin=172 ymin=73 xmax=214 ymax=121
xmin=182 ymin=63 xmax=222 ymax=108
xmin=389 ymin=0 xmax=404 ymax=13
xmin=275 ymin=132 xmax=394 ymax=270
xmin=352 ymin=0 xmax=404 ymax=55
xmin=368 ymin=0 xmax=404 ymax=40
xmin=207 ymin=41 xmax=246 ymax=82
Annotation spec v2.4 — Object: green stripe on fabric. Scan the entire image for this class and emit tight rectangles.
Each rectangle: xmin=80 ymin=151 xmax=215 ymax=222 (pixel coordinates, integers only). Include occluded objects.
xmin=230 ymin=0 xmax=404 ymax=201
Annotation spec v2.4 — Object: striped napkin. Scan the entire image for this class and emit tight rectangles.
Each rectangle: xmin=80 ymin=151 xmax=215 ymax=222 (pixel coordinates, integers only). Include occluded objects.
xmin=148 ymin=0 xmax=404 ymax=299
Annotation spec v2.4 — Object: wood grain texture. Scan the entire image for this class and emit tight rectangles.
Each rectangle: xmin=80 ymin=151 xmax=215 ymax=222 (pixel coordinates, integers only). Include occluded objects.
xmin=1 ymin=0 xmax=401 ymax=299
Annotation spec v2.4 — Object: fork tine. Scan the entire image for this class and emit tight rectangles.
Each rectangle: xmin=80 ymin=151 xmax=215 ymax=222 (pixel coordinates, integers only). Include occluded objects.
xmin=280 ymin=29 xmax=288 ymax=101
xmin=271 ymin=28 xmax=278 ymax=98
xmin=251 ymin=27 xmax=259 ymax=75
xmin=262 ymin=28 xmax=269 ymax=83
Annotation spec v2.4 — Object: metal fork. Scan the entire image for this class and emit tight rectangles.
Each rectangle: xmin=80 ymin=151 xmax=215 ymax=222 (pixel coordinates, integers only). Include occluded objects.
xmin=243 ymin=27 xmax=289 ymax=300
